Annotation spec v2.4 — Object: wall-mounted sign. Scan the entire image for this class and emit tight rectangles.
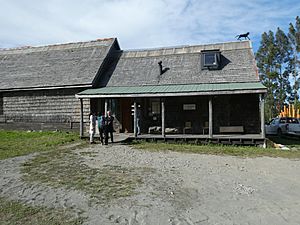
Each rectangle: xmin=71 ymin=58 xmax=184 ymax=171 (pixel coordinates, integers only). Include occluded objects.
xmin=183 ymin=104 xmax=196 ymax=110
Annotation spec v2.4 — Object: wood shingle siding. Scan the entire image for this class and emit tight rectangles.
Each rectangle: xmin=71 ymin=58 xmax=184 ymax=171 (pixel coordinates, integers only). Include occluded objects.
xmin=2 ymin=89 xmax=90 ymax=124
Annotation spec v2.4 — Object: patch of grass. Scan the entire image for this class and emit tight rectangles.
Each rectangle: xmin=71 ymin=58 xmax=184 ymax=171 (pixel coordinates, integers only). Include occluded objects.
xmin=22 ymin=149 xmax=146 ymax=204
xmin=78 ymin=151 xmax=98 ymax=157
xmin=130 ymin=141 xmax=300 ymax=158
xmin=0 ymin=130 xmax=84 ymax=160
xmin=0 ymin=197 xmax=84 ymax=225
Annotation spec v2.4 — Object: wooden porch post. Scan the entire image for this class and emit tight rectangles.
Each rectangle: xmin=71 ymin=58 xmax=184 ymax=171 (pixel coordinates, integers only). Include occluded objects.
xmin=80 ymin=98 xmax=84 ymax=138
xmin=260 ymin=94 xmax=265 ymax=139
xmin=209 ymin=97 xmax=213 ymax=138
xmin=133 ymin=100 xmax=137 ymax=137
xmin=104 ymin=99 xmax=108 ymax=115
xmin=161 ymin=99 xmax=165 ymax=138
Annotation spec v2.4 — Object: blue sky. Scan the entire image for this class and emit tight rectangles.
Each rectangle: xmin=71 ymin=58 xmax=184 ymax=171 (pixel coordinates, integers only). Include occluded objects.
xmin=0 ymin=0 xmax=299 ymax=52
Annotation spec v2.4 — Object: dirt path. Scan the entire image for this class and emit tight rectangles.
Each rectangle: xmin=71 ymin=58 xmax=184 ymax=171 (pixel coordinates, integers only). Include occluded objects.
xmin=1 ymin=144 xmax=300 ymax=225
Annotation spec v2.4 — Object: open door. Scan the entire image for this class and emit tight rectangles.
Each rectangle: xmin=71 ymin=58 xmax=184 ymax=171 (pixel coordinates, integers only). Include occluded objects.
xmin=121 ymin=98 xmax=133 ymax=133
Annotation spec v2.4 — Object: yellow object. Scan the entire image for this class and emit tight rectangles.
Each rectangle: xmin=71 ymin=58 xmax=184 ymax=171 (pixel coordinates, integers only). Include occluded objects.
xmin=278 ymin=104 xmax=300 ymax=118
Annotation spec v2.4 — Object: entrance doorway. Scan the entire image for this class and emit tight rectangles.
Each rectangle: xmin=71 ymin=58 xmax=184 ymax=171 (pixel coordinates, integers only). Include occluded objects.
xmin=121 ymin=98 xmax=133 ymax=133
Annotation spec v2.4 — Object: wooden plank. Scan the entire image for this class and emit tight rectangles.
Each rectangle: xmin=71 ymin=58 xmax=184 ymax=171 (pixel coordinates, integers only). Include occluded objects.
xmin=79 ymin=98 xmax=84 ymax=138
xmin=219 ymin=126 xmax=244 ymax=133
xmin=260 ymin=94 xmax=265 ymax=139
xmin=75 ymin=89 xmax=267 ymax=99
xmin=133 ymin=101 xmax=137 ymax=137
xmin=209 ymin=98 xmax=213 ymax=138
xmin=161 ymin=99 xmax=165 ymax=137
xmin=104 ymin=99 xmax=108 ymax=116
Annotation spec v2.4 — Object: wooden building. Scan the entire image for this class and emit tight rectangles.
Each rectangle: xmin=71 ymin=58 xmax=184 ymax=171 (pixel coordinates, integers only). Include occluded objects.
xmin=0 ymin=38 xmax=120 ymax=130
xmin=0 ymin=38 xmax=266 ymax=144
xmin=76 ymin=40 xmax=267 ymax=144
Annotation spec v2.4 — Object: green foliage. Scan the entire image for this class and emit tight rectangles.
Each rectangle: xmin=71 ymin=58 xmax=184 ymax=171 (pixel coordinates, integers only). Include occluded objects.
xmin=288 ymin=16 xmax=300 ymax=105
xmin=0 ymin=130 xmax=82 ymax=160
xmin=256 ymin=16 xmax=300 ymax=120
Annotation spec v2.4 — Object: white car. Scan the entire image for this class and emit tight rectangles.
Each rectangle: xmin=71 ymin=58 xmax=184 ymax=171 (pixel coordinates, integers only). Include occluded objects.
xmin=265 ymin=118 xmax=288 ymax=136
xmin=265 ymin=117 xmax=300 ymax=137
xmin=286 ymin=118 xmax=300 ymax=137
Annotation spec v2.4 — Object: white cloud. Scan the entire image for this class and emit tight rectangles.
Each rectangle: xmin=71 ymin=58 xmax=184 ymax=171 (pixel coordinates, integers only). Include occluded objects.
xmin=0 ymin=0 xmax=299 ymax=50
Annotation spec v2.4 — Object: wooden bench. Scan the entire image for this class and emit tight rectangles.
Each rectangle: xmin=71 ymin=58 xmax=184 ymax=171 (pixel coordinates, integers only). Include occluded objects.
xmin=219 ymin=126 xmax=244 ymax=133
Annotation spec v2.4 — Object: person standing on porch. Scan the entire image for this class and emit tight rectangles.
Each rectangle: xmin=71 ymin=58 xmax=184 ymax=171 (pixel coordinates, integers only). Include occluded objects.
xmin=105 ymin=111 xmax=114 ymax=145
xmin=97 ymin=112 xmax=106 ymax=145
xmin=89 ymin=112 xmax=96 ymax=144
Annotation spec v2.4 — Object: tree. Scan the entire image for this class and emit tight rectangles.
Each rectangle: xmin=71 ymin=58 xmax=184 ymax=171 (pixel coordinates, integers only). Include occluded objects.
xmin=288 ymin=16 xmax=300 ymax=106
xmin=256 ymin=31 xmax=280 ymax=120
xmin=274 ymin=27 xmax=292 ymax=111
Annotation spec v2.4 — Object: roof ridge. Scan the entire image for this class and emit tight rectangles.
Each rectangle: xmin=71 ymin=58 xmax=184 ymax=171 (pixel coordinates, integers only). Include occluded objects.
xmin=0 ymin=38 xmax=115 ymax=53
xmin=123 ymin=40 xmax=251 ymax=53
xmin=121 ymin=41 xmax=252 ymax=58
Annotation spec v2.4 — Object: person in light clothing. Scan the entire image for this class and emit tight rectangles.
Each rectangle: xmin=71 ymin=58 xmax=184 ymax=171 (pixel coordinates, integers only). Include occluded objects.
xmin=89 ymin=112 xmax=96 ymax=144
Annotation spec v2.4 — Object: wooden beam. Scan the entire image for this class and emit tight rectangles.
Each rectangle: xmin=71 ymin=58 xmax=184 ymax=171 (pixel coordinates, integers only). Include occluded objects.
xmin=75 ymin=89 xmax=267 ymax=99
xmin=133 ymin=101 xmax=137 ymax=138
xmin=209 ymin=97 xmax=213 ymax=138
xmin=79 ymin=98 xmax=84 ymax=138
xmin=260 ymin=94 xmax=265 ymax=139
xmin=104 ymin=99 xmax=108 ymax=116
xmin=161 ymin=99 xmax=165 ymax=138
xmin=3 ymin=84 xmax=92 ymax=93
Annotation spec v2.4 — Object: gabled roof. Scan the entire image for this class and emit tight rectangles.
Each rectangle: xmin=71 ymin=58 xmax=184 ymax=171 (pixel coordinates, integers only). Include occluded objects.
xmin=101 ymin=41 xmax=260 ymax=87
xmin=0 ymin=38 xmax=118 ymax=91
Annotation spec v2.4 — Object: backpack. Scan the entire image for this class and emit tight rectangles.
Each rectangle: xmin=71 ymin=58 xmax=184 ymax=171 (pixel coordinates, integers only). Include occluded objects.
xmin=99 ymin=116 xmax=105 ymax=128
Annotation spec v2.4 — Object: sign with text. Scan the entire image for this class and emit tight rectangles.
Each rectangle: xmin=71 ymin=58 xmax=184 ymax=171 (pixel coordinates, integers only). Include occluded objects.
xmin=183 ymin=104 xmax=196 ymax=110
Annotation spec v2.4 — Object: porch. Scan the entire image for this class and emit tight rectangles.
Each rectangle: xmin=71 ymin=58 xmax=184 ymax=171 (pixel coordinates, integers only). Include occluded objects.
xmin=76 ymin=83 xmax=267 ymax=144
xmin=131 ymin=133 xmax=265 ymax=146
xmin=84 ymin=133 xmax=264 ymax=146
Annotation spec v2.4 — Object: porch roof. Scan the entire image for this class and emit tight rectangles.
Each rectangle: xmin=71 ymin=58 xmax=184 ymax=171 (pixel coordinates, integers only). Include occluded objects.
xmin=76 ymin=82 xmax=266 ymax=98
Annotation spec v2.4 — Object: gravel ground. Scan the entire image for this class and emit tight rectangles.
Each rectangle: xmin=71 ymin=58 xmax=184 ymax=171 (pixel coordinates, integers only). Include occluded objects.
xmin=1 ymin=144 xmax=300 ymax=225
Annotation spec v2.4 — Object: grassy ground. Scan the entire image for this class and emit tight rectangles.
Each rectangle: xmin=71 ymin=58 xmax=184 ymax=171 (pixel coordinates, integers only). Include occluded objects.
xmin=22 ymin=148 xmax=146 ymax=204
xmin=131 ymin=140 xmax=300 ymax=158
xmin=0 ymin=197 xmax=84 ymax=225
xmin=0 ymin=130 xmax=82 ymax=160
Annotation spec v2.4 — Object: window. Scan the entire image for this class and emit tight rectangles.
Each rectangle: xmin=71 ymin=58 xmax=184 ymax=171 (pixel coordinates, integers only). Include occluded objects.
xmin=204 ymin=53 xmax=217 ymax=66
xmin=151 ymin=101 xmax=160 ymax=115
xmin=280 ymin=118 xmax=287 ymax=123
xmin=201 ymin=50 xmax=221 ymax=70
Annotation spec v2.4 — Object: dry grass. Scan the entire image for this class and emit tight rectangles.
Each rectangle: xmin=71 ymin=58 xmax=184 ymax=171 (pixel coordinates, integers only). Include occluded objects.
xmin=131 ymin=141 xmax=300 ymax=158
xmin=22 ymin=148 xmax=146 ymax=204
xmin=0 ymin=197 xmax=84 ymax=225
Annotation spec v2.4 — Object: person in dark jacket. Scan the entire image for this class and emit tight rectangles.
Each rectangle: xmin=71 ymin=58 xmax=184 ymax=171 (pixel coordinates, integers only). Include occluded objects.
xmin=105 ymin=111 xmax=114 ymax=145
xmin=97 ymin=112 xmax=106 ymax=145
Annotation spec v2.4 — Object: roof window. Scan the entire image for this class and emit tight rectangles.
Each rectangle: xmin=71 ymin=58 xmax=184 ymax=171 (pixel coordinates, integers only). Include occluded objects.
xmin=201 ymin=50 xmax=221 ymax=70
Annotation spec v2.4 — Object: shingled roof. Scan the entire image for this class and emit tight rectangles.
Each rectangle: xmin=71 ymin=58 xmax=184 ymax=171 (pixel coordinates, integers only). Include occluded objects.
xmin=101 ymin=40 xmax=259 ymax=87
xmin=0 ymin=38 xmax=118 ymax=91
